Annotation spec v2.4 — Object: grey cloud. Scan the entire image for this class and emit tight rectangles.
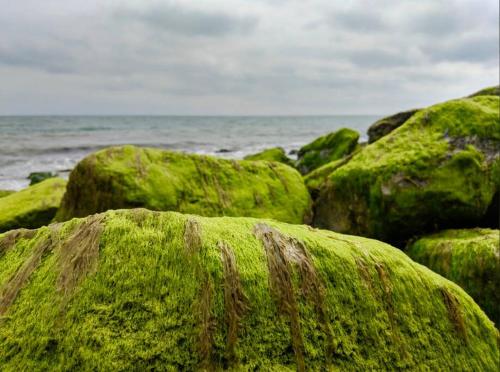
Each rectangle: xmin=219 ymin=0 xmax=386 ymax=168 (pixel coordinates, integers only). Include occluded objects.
xmin=115 ymin=4 xmax=258 ymax=37
xmin=346 ymin=49 xmax=413 ymax=69
xmin=421 ymin=34 xmax=499 ymax=63
xmin=329 ymin=8 xmax=386 ymax=32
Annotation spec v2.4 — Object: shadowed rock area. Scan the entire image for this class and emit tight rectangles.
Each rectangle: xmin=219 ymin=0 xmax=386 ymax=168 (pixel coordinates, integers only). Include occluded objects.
xmin=0 ymin=209 xmax=497 ymax=370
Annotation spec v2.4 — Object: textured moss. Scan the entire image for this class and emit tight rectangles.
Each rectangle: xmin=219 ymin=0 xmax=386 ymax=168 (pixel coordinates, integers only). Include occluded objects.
xmin=408 ymin=228 xmax=500 ymax=326
xmin=296 ymin=128 xmax=359 ymax=174
xmin=0 ymin=209 xmax=497 ymax=370
xmin=0 ymin=178 xmax=66 ymax=233
xmin=313 ymin=95 xmax=500 ymax=245
xmin=244 ymin=147 xmax=295 ymax=167
xmin=367 ymin=108 xmax=420 ymax=143
xmin=468 ymin=85 xmax=499 ymax=98
xmin=55 ymin=145 xmax=311 ymax=224
xmin=0 ymin=190 xmax=15 ymax=199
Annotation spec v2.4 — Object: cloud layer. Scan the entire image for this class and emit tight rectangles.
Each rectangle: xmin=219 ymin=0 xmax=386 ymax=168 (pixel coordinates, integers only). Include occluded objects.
xmin=0 ymin=0 xmax=498 ymax=115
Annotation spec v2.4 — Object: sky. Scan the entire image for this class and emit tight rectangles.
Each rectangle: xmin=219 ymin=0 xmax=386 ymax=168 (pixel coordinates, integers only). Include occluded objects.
xmin=0 ymin=0 xmax=498 ymax=115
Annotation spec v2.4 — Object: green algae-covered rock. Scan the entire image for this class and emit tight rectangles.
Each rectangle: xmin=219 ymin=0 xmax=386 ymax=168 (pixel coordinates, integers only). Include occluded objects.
xmin=244 ymin=147 xmax=294 ymax=166
xmin=0 ymin=209 xmax=497 ymax=370
xmin=367 ymin=108 xmax=420 ymax=143
xmin=408 ymin=228 xmax=500 ymax=326
xmin=469 ymin=85 xmax=499 ymax=98
xmin=0 ymin=178 xmax=66 ymax=233
xmin=0 ymin=190 xmax=15 ymax=199
xmin=313 ymin=95 xmax=500 ymax=245
xmin=296 ymin=128 xmax=359 ymax=174
xmin=55 ymin=145 xmax=311 ymax=224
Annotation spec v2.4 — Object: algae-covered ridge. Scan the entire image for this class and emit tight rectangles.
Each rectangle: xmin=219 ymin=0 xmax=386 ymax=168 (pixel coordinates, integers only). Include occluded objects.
xmin=0 ymin=209 xmax=497 ymax=370
xmin=244 ymin=147 xmax=295 ymax=167
xmin=408 ymin=228 xmax=500 ymax=326
xmin=313 ymin=95 xmax=500 ymax=244
xmin=0 ymin=178 xmax=67 ymax=233
xmin=296 ymin=128 xmax=359 ymax=174
xmin=55 ymin=145 xmax=312 ymax=224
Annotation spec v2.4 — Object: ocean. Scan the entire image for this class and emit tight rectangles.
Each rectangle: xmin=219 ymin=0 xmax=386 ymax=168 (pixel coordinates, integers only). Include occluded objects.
xmin=0 ymin=115 xmax=379 ymax=190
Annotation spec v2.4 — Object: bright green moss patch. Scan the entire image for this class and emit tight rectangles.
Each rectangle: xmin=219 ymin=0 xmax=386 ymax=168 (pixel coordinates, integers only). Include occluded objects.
xmin=296 ymin=128 xmax=359 ymax=174
xmin=0 ymin=178 xmax=66 ymax=233
xmin=55 ymin=145 xmax=311 ymax=224
xmin=0 ymin=190 xmax=15 ymax=198
xmin=0 ymin=209 xmax=498 ymax=370
xmin=244 ymin=147 xmax=294 ymax=167
xmin=408 ymin=228 xmax=500 ymax=326
xmin=313 ymin=95 xmax=500 ymax=245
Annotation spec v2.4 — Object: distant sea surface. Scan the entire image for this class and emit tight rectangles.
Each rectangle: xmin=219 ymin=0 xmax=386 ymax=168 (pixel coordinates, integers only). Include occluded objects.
xmin=0 ymin=115 xmax=379 ymax=190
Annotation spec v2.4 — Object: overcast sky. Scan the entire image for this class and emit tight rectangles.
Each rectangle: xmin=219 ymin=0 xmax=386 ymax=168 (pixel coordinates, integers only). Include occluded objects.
xmin=0 ymin=0 xmax=498 ymax=115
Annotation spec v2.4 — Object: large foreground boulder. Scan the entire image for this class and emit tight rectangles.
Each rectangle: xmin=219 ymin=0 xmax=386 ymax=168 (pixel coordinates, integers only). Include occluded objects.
xmin=313 ymin=95 xmax=500 ymax=245
xmin=408 ymin=228 xmax=500 ymax=326
xmin=296 ymin=128 xmax=359 ymax=174
xmin=0 ymin=178 xmax=66 ymax=233
xmin=367 ymin=108 xmax=420 ymax=143
xmin=0 ymin=209 xmax=497 ymax=370
xmin=244 ymin=147 xmax=295 ymax=167
xmin=55 ymin=146 xmax=311 ymax=224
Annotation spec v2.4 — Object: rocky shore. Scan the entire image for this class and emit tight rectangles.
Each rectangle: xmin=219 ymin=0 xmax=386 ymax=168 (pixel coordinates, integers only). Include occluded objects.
xmin=0 ymin=86 xmax=498 ymax=369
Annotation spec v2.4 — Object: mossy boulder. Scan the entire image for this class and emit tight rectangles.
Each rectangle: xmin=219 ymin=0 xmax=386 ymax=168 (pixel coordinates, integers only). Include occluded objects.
xmin=313 ymin=95 xmax=500 ymax=245
xmin=0 ymin=178 xmax=66 ymax=233
xmin=244 ymin=147 xmax=294 ymax=167
xmin=296 ymin=128 xmax=359 ymax=174
xmin=0 ymin=209 xmax=497 ymax=370
xmin=55 ymin=145 xmax=311 ymax=224
xmin=367 ymin=109 xmax=420 ymax=143
xmin=407 ymin=228 xmax=500 ymax=326
xmin=468 ymin=85 xmax=499 ymax=98
xmin=0 ymin=190 xmax=15 ymax=199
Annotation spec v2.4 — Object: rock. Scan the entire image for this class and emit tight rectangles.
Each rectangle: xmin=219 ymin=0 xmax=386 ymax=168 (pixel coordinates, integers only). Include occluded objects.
xmin=0 ymin=209 xmax=497 ymax=370
xmin=407 ymin=228 xmax=500 ymax=326
xmin=407 ymin=228 xmax=500 ymax=327
xmin=313 ymin=95 xmax=500 ymax=246
xmin=288 ymin=149 xmax=298 ymax=156
xmin=0 ymin=190 xmax=15 ymax=198
xmin=244 ymin=147 xmax=295 ymax=167
xmin=468 ymin=85 xmax=499 ymax=98
xmin=296 ymin=128 xmax=359 ymax=174
xmin=0 ymin=178 xmax=67 ymax=233
xmin=27 ymin=171 xmax=56 ymax=185
xmin=367 ymin=109 xmax=420 ymax=143
xmin=55 ymin=145 xmax=311 ymax=224
xmin=216 ymin=148 xmax=232 ymax=153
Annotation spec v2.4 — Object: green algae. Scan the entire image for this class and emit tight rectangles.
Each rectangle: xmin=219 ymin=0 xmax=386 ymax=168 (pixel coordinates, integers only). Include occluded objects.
xmin=296 ymin=128 xmax=359 ymax=174
xmin=0 ymin=178 xmax=67 ymax=233
xmin=55 ymin=145 xmax=311 ymax=224
xmin=244 ymin=147 xmax=295 ymax=167
xmin=313 ymin=95 xmax=500 ymax=245
xmin=0 ymin=209 xmax=498 ymax=370
xmin=407 ymin=228 xmax=500 ymax=326
xmin=0 ymin=190 xmax=15 ymax=199
xmin=468 ymin=85 xmax=499 ymax=98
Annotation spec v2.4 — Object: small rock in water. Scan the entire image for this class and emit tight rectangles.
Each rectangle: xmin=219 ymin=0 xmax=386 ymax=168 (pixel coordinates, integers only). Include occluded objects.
xmin=216 ymin=148 xmax=232 ymax=153
xmin=27 ymin=171 xmax=56 ymax=185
